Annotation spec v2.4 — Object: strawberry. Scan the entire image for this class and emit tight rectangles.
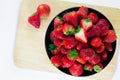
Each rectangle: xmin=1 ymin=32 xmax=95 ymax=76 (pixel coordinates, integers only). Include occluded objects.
xmin=79 ymin=48 xmax=95 ymax=60
xmin=87 ymin=25 xmax=101 ymax=38
xmin=63 ymin=11 xmax=78 ymax=27
xmin=50 ymin=31 xmax=55 ymax=42
xmin=60 ymin=46 xmax=70 ymax=55
xmin=103 ymin=30 xmax=116 ymax=43
xmin=48 ymin=44 xmax=61 ymax=55
xmin=95 ymin=43 xmax=105 ymax=54
xmin=37 ymin=4 xmax=50 ymax=17
xmin=76 ymin=42 xmax=89 ymax=50
xmin=77 ymin=6 xmax=88 ymax=19
xmin=64 ymin=37 xmax=77 ymax=49
xmin=28 ymin=12 xmax=40 ymax=28
xmin=51 ymin=54 xmax=63 ymax=67
xmin=87 ymin=12 xmax=98 ymax=23
xmin=101 ymin=51 xmax=108 ymax=62
xmin=84 ymin=63 xmax=93 ymax=71
xmin=96 ymin=19 xmax=109 ymax=36
xmin=90 ymin=37 xmax=102 ymax=48
xmin=54 ymin=16 xmax=63 ymax=28
xmin=88 ymin=54 xmax=101 ymax=65
xmin=67 ymin=49 xmax=78 ymax=60
xmin=63 ymin=23 xmax=75 ymax=36
xmin=54 ymin=26 xmax=65 ymax=40
xmin=94 ymin=63 xmax=103 ymax=73
xmin=80 ymin=18 xmax=93 ymax=31
xmin=69 ymin=62 xmax=84 ymax=76
xmin=105 ymin=43 xmax=113 ymax=52
xmin=75 ymin=26 xmax=87 ymax=43
xmin=53 ymin=37 xmax=63 ymax=47
xmin=76 ymin=57 xmax=87 ymax=64
xmin=62 ymin=56 xmax=74 ymax=68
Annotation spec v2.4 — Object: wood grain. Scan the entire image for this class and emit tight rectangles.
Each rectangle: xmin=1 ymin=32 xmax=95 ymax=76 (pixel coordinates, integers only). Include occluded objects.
xmin=14 ymin=0 xmax=120 ymax=80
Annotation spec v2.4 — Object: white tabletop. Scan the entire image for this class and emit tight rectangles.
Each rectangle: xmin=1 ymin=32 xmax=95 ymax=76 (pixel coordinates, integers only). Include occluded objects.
xmin=0 ymin=0 xmax=120 ymax=80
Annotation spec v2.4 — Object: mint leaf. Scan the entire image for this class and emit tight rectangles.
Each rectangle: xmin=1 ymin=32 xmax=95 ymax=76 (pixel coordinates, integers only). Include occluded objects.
xmin=84 ymin=19 xmax=92 ymax=22
xmin=69 ymin=49 xmax=78 ymax=59
xmin=75 ymin=25 xmax=81 ymax=34
xmin=48 ymin=44 xmax=57 ymax=51
xmin=94 ymin=65 xmax=101 ymax=73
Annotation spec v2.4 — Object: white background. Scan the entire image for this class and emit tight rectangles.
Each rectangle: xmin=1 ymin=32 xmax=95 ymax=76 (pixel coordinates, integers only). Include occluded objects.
xmin=0 ymin=0 xmax=120 ymax=80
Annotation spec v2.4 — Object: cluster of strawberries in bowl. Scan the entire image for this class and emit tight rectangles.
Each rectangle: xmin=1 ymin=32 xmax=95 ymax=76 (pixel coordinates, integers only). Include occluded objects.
xmin=45 ymin=6 xmax=116 ymax=76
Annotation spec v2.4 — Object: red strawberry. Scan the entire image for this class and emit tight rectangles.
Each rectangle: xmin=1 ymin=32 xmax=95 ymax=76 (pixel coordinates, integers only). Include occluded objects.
xmin=75 ymin=26 xmax=87 ymax=43
xmin=87 ymin=25 xmax=101 ymax=38
xmin=53 ymin=37 xmax=63 ymax=47
xmin=54 ymin=26 xmax=65 ymax=40
xmin=69 ymin=62 xmax=84 ymax=76
xmin=105 ymin=43 xmax=113 ymax=52
xmin=96 ymin=19 xmax=109 ymax=36
xmin=54 ymin=16 xmax=63 ymax=28
xmin=90 ymin=37 xmax=102 ymax=48
xmin=51 ymin=54 xmax=63 ymax=67
xmin=88 ymin=54 xmax=101 ymax=65
xmin=76 ymin=57 xmax=87 ymax=64
xmin=77 ymin=6 xmax=88 ymax=19
xmin=76 ymin=42 xmax=89 ymax=50
xmin=37 ymin=4 xmax=50 ymax=17
xmin=60 ymin=46 xmax=70 ymax=55
xmin=63 ymin=23 xmax=75 ymax=36
xmin=63 ymin=11 xmax=78 ymax=27
xmin=95 ymin=43 xmax=105 ymax=53
xmin=87 ymin=12 xmax=98 ymax=23
xmin=50 ymin=31 xmax=55 ymax=42
xmin=84 ymin=63 xmax=94 ymax=71
xmin=80 ymin=19 xmax=93 ymax=31
xmin=51 ymin=47 xmax=61 ymax=55
xmin=28 ymin=12 xmax=40 ymax=28
xmin=64 ymin=37 xmax=77 ymax=49
xmin=94 ymin=63 xmax=103 ymax=73
xmin=101 ymin=51 xmax=108 ymax=62
xmin=103 ymin=30 xmax=116 ymax=43
xmin=79 ymin=48 xmax=95 ymax=60
xmin=62 ymin=56 xmax=74 ymax=68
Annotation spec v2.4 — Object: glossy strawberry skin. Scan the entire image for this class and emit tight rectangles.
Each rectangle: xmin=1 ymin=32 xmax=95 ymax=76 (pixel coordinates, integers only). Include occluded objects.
xmin=95 ymin=43 xmax=105 ymax=54
xmin=90 ymin=37 xmax=102 ymax=48
xmin=54 ymin=17 xmax=63 ymax=28
xmin=69 ymin=62 xmax=84 ymax=76
xmin=62 ymin=56 xmax=74 ymax=68
xmin=63 ymin=11 xmax=78 ymax=27
xmin=103 ymin=30 xmax=116 ymax=43
xmin=37 ymin=4 xmax=50 ymax=16
xmin=64 ymin=37 xmax=77 ymax=49
xmin=87 ymin=12 xmax=98 ymax=23
xmin=101 ymin=51 xmax=108 ymax=62
xmin=76 ymin=57 xmax=87 ymax=64
xmin=63 ymin=23 xmax=75 ymax=36
xmin=79 ymin=48 xmax=95 ymax=60
xmin=51 ymin=54 xmax=63 ymax=67
xmin=28 ymin=12 xmax=40 ymax=28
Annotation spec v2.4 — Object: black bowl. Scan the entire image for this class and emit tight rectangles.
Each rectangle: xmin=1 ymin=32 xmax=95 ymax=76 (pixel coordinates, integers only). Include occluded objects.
xmin=45 ymin=7 xmax=116 ymax=76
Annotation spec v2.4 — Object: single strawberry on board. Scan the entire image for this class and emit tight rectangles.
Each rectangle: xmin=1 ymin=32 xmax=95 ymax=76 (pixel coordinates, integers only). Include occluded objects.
xmin=28 ymin=12 xmax=40 ymax=29
xmin=63 ymin=11 xmax=78 ymax=27
xmin=37 ymin=4 xmax=51 ymax=17
xmin=75 ymin=26 xmax=87 ymax=43
xmin=80 ymin=18 xmax=93 ymax=31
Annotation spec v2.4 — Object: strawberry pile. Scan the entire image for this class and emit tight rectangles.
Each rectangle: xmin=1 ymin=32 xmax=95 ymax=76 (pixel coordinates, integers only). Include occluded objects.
xmin=48 ymin=6 xmax=116 ymax=76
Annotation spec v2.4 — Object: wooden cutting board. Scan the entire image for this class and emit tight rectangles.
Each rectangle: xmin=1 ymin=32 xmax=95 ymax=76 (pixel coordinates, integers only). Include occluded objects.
xmin=14 ymin=0 xmax=120 ymax=80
